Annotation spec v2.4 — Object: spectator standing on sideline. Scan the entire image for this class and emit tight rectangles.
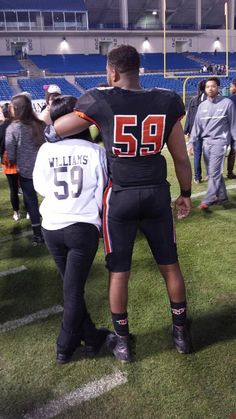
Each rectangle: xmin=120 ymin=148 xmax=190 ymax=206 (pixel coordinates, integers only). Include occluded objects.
xmin=33 ymin=95 xmax=112 ymax=364
xmin=5 ymin=94 xmax=45 ymax=245
xmin=45 ymin=44 xmax=193 ymax=362
xmin=184 ymin=80 xmax=207 ymax=183
xmin=227 ymin=78 xmax=236 ymax=179
xmin=189 ymin=77 xmax=236 ymax=209
xmin=0 ymin=103 xmax=20 ymax=221
xmin=38 ymin=84 xmax=61 ymax=125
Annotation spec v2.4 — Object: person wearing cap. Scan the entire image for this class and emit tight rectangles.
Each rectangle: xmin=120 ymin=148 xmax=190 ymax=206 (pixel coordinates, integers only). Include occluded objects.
xmin=38 ymin=84 xmax=61 ymax=125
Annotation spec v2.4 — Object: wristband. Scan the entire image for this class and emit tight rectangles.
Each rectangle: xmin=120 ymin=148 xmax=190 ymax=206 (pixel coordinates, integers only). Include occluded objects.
xmin=180 ymin=188 xmax=191 ymax=198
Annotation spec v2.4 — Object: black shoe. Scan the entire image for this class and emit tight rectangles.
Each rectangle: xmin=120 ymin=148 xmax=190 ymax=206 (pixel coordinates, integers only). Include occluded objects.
xmin=32 ymin=234 xmax=44 ymax=247
xmin=227 ymin=173 xmax=236 ymax=179
xmin=56 ymin=350 xmax=74 ymax=365
xmin=85 ymin=328 xmax=114 ymax=357
xmin=172 ymin=323 xmax=192 ymax=354
xmin=107 ymin=333 xmax=132 ymax=362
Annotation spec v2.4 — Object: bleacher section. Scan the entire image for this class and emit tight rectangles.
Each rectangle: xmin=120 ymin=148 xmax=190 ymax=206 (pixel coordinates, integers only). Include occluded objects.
xmin=0 ymin=79 xmax=14 ymax=101
xmin=29 ymin=55 xmax=107 ymax=74
xmin=76 ymin=72 xmax=236 ymax=96
xmin=75 ymin=75 xmax=107 ymax=90
xmin=0 ymin=56 xmax=24 ymax=76
xmin=17 ymin=77 xmax=81 ymax=99
xmin=29 ymin=53 xmax=202 ymax=75
xmin=140 ymin=53 xmax=201 ymax=71
xmin=26 ymin=52 xmax=236 ymax=75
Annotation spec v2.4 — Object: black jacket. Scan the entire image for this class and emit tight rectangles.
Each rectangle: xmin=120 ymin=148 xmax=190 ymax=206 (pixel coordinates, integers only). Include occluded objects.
xmin=184 ymin=93 xmax=206 ymax=135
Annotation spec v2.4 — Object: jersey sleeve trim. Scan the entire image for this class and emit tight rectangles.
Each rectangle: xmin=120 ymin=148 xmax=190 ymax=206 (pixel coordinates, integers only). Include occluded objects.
xmin=74 ymin=111 xmax=101 ymax=130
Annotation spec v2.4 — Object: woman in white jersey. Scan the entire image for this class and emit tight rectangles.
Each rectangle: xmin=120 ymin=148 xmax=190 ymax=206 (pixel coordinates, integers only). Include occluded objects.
xmin=33 ymin=95 xmax=112 ymax=364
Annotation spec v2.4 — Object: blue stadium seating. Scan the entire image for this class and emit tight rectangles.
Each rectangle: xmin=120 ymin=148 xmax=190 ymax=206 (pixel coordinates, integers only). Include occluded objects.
xmin=0 ymin=79 xmax=14 ymax=101
xmin=17 ymin=77 xmax=81 ymax=99
xmin=29 ymin=54 xmax=107 ymax=74
xmin=28 ymin=53 xmax=204 ymax=75
xmin=0 ymin=56 xmax=24 ymax=75
xmin=75 ymin=72 xmax=236 ymax=96
xmin=75 ymin=76 xmax=107 ymax=90
xmin=140 ymin=53 xmax=201 ymax=71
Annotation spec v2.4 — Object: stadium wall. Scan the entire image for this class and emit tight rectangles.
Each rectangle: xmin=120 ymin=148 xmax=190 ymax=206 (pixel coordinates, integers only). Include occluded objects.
xmin=0 ymin=29 xmax=235 ymax=56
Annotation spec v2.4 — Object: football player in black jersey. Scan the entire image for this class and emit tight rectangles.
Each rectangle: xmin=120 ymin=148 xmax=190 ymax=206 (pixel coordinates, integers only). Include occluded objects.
xmin=46 ymin=44 xmax=193 ymax=361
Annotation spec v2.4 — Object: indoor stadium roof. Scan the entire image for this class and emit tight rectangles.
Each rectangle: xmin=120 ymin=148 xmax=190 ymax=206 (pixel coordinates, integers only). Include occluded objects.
xmin=0 ymin=0 xmax=227 ymax=29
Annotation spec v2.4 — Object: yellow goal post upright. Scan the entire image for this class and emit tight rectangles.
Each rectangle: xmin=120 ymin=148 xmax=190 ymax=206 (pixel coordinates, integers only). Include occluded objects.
xmin=162 ymin=0 xmax=229 ymax=105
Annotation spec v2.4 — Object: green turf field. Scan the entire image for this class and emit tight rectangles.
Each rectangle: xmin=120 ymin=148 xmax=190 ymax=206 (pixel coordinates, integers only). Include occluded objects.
xmin=0 ymin=150 xmax=235 ymax=419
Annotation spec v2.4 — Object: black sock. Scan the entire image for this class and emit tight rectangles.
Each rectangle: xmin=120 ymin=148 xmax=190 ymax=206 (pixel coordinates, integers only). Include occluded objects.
xmin=32 ymin=225 xmax=42 ymax=237
xmin=111 ymin=312 xmax=129 ymax=336
xmin=170 ymin=301 xmax=187 ymax=326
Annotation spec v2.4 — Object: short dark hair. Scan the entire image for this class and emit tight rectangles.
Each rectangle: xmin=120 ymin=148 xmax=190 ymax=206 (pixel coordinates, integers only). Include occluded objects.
xmin=50 ymin=95 xmax=92 ymax=141
xmin=231 ymin=78 xmax=236 ymax=86
xmin=206 ymin=77 xmax=220 ymax=86
xmin=107 ymin=44 xmax=140 ymax=74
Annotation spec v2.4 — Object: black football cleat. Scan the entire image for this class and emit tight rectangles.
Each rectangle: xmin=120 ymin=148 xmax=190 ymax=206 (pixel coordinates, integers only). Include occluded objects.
xmin=172 ymin=323 xmax=192 ymax=354
xmin=85 ymin=328 xmax=114 ymax=357
xmin=106 ymin=333 xmax=132 ymax=362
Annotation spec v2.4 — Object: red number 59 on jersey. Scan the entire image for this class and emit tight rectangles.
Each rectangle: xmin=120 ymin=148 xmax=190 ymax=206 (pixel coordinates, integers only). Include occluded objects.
xmin=112 ymin=114 xmax=166 ymax=157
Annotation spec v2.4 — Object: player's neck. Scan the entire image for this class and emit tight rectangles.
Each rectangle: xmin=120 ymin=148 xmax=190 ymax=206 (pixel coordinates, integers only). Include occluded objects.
xmin=119 ymin=82 xmax=142 ymax=91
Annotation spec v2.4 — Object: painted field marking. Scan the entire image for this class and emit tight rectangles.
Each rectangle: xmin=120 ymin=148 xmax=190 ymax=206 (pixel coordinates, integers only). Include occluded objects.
xmin=23 ymin=371 xmax=128 ymax=419
xmin=0 ymin=230 xmax=32 ymax=243
xmin=0 ymin=265 xmax=27 ymax=278
xmin=0 ymin=305 xmax=63 ymax=333
xmin=172 ymin=183 xmax=236 ymax=202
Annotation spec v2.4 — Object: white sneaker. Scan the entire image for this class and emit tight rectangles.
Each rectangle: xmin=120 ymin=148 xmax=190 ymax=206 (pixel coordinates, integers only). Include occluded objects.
xmin=13 ymin=211 xmax=21 ymax=221
xmin=26 ymin=212 xmax=30 ymax=220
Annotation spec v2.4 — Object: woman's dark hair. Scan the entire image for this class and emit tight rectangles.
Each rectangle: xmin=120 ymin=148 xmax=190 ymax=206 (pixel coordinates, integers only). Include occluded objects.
xmin=107 ymin=44 xmax=140 ymax=74
xmin=198 ymin=80 xmax=206 ymax=95
xmin=1 ymin=103 xmax=11 ymax=120
xmin=50 ymin=95 xmax=92 ymax=141
xmin=11 ymin=94 xmax=45 ymax=145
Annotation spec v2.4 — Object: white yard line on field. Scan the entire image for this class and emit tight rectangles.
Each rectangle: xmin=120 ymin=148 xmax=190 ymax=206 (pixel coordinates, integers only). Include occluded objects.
xmin=171 ymin=183 xmax=236 ymax=202
xmin=0 ymin=265 xmax=27 ymax=278
xmin=0 ymin=230 xmax=32 ymax=243
xmin=23 ymin=371 xmax=128 ymax=419
xmin=0 ymin=305 xmax=63 ymax=333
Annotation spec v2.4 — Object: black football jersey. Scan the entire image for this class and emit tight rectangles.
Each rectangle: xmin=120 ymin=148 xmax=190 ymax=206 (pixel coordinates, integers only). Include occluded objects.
xmin=74 ymin=87 xmax=185 ymax=188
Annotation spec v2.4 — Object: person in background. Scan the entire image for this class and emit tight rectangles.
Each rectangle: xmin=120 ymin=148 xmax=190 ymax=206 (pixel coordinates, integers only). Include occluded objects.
xmin=45 ymin=44 xmax=193 ymax=362
xmin=5 ymin=94 xmax=45 ymax=245
xmin=184 ymin=80 xmax=207 ymax=183
xmin=38 ymin=84 xmax=61 ymax=125
xmin=189 ymin=77 xmax=236 ymax=209
xmin=227 ymin=78 xmax=236 ymax=179
xmin=33 ymin=95 xmax=112 ymax=364
xmin=0 ymin=103 xmax=20 ymax=221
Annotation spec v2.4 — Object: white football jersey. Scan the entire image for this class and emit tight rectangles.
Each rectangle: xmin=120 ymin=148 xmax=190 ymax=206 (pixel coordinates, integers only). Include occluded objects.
xmin=33 ymin=138 xmax=108 ymax=230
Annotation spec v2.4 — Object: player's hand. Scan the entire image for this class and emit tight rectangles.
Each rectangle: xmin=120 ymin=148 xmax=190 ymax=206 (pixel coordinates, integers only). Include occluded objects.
xmin=175 ymin=196 xmax=192 ymax=220
xmin=187 ymin=143 xmax=194 ymax=156
xmin=44 ymin=124 xmax=63 ymax=143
